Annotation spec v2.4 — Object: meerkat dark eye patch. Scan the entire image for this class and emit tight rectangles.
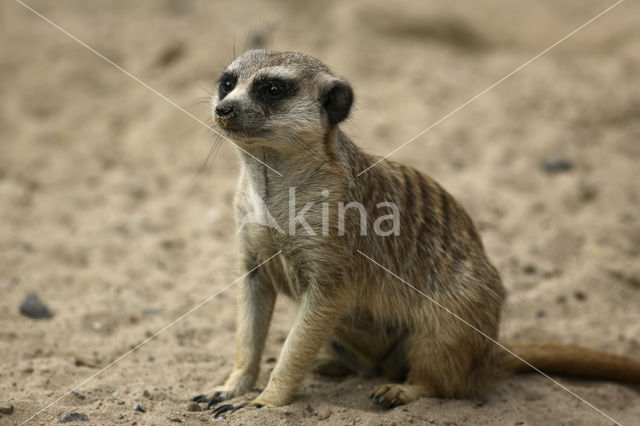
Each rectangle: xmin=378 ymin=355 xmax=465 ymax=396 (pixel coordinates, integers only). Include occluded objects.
xmin=251 ymin=77 xmax=297 ymax=105
xmin=217 ymin=72 xmax=237 ymax=100
xmin=322 ymin=79 xmax=353 ymax=126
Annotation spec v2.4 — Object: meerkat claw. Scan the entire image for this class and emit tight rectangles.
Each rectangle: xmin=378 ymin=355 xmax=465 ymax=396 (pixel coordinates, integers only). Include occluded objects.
xmin=191 ymin=394 xmax=207 ymax=403
xmin=205 ymin=396 xmax=224 ymax=410
xmin=211 ymin=403 xmax=234 ymax=417
xmin=191 ymin=392 xmax=226 ymax=409
xmin=211 ymin=401 xmax=263 ymax=418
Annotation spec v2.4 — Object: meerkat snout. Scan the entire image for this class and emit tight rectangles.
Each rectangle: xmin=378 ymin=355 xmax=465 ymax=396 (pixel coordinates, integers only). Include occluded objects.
xmin=214 ymin=101 xmax=238 ymax=126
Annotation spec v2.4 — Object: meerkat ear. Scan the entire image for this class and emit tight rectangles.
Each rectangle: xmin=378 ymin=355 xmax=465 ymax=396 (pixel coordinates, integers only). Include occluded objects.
xmin=321 ymin=78 xmax=354 ymax=126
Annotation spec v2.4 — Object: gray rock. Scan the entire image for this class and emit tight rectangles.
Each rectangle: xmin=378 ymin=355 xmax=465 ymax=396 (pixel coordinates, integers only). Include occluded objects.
xmin=19 ymin=292 xmax=53 ymax=319
xmin=58 ymin=411 xmax=88 ymax=423
xmin=0 ymin=403 xmax=14 ymax=414
xmin=542 ymin=157 xmax=573 ymax=173
xmin=71 ymin=389 xmax=86 ymax=400
xmin=142 ymin=307 xmax=160 ymax=316
xmin=133 ymin=402 xmax=146 ymax=413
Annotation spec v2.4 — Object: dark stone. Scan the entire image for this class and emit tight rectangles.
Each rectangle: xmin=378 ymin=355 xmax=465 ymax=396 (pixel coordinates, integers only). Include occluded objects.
xmin=19 ymin=292 xmax=53 ymax=319
xmin=542 ymin=157 xmax=573 ymax=173
xmin=58 ymin=411 xmax=88 ymax=423
xmin=71 ymin=389 xmax=86 ymax=400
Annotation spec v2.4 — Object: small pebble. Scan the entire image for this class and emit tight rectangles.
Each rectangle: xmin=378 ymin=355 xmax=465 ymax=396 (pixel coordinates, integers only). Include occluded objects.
xmin=142 ymin=389 xmax=150 ymax=398
xmin=58 ymin=411 xmax=89 ymax=423
xmin=574 ymin=291 xmax=587 ymax=301
xmin=535 ymin=310 xmax=546 ymax=319
xmin=142 ymin=307 xmax=161 ymax=316
xmin=19 ymin=292 xmax=53 ymax=319
xmin=578 ymin=179 xmax=598 ymax=201
xmin=0 ymin=402 xmax=14 ymax=414
xmin=187 ymin=401 xmax=202 ymax=412
xmin=542 ymin=156 xmax=573 ymax=174
xmin=316 ymin=409 xmax=332 ymax=420
xmin=133 ymin=402 xmax=146 ymax=413
xmin=71 ymin=389 xmax=86 ymax=399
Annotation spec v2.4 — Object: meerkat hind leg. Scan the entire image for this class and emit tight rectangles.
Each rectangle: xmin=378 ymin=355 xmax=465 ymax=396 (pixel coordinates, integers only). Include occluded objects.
xmin=369 ymin=332 xmax=457 ymax=408
xmin=369 ymin=358 xmax=437 ymax=408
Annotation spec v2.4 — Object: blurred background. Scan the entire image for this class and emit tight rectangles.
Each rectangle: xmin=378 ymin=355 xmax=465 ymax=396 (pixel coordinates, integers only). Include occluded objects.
xmin=1 ymin=0 xmax=639 ymax=424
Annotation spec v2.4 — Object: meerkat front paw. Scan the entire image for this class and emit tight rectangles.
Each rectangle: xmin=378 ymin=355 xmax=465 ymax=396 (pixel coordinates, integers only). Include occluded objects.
xmin=192 ymin=386 xmax=247 ymax=410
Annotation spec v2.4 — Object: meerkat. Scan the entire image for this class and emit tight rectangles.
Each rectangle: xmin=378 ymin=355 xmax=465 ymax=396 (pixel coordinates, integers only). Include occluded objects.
xmin=192 ymin=49 xmax=640 ymax=416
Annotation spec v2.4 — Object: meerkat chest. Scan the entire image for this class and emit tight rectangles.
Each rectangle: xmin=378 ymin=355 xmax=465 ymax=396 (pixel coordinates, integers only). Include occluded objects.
xmin=237 ymin=160 xmax=341 ymax=237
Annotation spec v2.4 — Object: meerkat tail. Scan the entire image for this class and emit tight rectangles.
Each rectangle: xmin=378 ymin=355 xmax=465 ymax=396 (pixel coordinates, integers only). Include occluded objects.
xmin=499 ymin=341 xmax=640 ymax=383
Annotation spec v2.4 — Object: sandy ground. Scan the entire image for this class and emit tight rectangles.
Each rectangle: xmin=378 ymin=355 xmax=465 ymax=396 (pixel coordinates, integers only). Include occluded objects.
xmin=1 ymin=0 xmax=640 ymax=424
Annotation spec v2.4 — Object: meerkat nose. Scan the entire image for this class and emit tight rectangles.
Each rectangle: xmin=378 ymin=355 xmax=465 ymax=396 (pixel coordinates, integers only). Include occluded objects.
xmin=215 ymin=102 xmax=238 ymax=118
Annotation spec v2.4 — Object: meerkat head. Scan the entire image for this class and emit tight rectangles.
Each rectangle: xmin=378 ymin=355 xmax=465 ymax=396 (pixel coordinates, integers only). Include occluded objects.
xmin=212 ymin=50 xmax=353 ymax=151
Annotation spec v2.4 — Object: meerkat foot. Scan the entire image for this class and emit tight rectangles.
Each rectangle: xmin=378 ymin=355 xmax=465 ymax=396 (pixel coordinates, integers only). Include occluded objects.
xmin=369 ymin=384 xmax=428 ymax=408
xmin=192 ymin=386 xmax=246 ymax=410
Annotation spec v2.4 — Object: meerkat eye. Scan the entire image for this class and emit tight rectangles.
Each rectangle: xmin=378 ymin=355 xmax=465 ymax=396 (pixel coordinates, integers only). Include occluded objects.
xmin=251 ymin=77 xmax=296 ymax=103
xmin=218 ymin=73 xmax=237 ymax=99
xmin=222 ymin=79 xmax=235 ymax=92
xmin=265 ymin=81 xmax=285 ymax=99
